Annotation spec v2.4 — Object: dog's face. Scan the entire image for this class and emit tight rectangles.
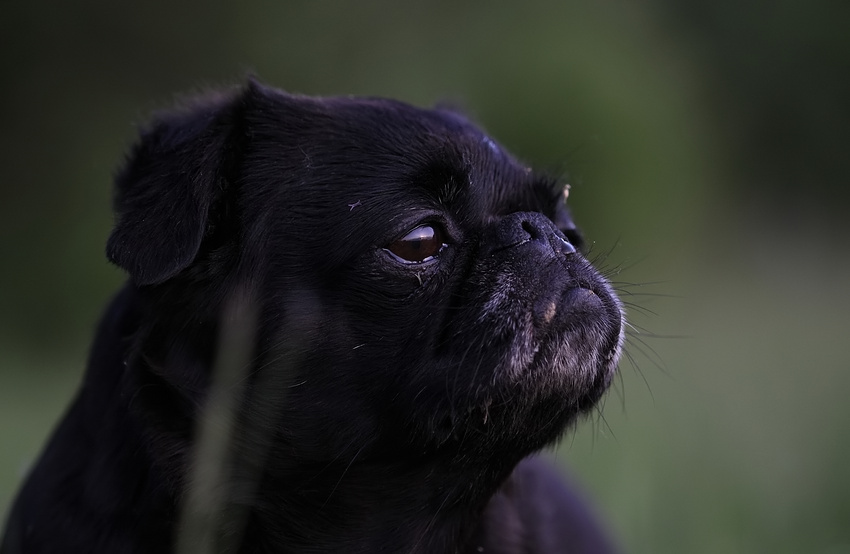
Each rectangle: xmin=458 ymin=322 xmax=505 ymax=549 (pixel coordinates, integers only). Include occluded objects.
xmin=107 ymin=82 xmax=623 ymax=473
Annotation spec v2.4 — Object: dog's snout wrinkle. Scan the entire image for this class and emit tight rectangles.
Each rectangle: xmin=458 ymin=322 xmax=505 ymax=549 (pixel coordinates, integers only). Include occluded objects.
xmin=484 ymin=212 xmax=575 ymax=258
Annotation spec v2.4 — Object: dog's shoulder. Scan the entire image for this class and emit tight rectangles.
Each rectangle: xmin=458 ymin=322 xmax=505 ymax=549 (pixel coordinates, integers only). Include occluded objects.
xmin=469 ymin=457 xmax=619 ymax=554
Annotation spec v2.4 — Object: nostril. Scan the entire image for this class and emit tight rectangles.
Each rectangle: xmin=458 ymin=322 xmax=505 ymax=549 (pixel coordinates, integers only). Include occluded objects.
xmin=519 ymin=215 xmax=576 ymax=256
xmin=521 ymin=219 xmax=539 ymax=239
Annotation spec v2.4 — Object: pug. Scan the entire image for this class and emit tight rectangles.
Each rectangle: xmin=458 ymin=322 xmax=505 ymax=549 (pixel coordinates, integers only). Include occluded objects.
xmin=1 ymin=80 xmax=624 ymax=554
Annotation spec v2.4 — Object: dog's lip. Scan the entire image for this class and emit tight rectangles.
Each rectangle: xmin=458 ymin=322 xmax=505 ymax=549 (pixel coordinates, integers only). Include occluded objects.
xmin=561 ymin=285 xmax=605 ymax=310
xmin=533 ymin=280 xmax=608 ymax=328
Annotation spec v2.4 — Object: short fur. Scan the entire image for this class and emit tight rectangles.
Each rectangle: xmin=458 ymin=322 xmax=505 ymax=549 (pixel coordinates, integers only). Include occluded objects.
xmin=2 ymin=81 xmax=624 ymax=553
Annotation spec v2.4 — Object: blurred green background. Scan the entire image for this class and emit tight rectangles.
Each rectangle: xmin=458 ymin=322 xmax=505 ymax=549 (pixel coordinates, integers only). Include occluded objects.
xmin=2 ymin=2 xmax=849 ymax=552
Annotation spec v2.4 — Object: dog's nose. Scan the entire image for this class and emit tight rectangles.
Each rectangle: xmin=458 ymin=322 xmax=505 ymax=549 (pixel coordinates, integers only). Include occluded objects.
xmin=485 ymin=212 xmax=576 ymax=256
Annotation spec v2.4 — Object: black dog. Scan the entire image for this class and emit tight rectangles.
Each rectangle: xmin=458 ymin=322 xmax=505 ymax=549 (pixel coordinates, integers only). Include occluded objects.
xmin=1 ymin=81 xmax=624 ymax=553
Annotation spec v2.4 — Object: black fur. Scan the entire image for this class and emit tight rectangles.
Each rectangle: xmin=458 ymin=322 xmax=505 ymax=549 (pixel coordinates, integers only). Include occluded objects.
xmin=2 ymin=81 xmax=624 ymax=553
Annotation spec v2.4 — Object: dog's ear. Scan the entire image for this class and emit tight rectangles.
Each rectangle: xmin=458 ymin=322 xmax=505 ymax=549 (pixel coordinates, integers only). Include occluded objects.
xmin=106 ymin=87 xmax=251 ymax=286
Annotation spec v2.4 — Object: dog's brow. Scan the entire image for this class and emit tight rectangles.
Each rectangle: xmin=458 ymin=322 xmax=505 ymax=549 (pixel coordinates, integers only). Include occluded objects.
xmin=436 ymin=173 xmax=466 ymax=206
xmin=414 ymin=158 xmax=469 ymax=207
xmin=529 ymin=173 xmax=564 ymax=205
xmin=490 ymin=171 xmax=563 ymax=216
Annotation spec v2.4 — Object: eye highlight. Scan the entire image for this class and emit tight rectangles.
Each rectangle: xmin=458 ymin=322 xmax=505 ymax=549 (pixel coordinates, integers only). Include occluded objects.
xmin=386 ymin=225 xmax=446 ymax=263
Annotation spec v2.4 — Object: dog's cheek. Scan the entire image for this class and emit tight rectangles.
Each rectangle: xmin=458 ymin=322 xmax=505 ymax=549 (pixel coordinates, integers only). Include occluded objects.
xmin=252 ymin=302 xmax=387 ymax=461
xmin=443 ymin=264 xmax=541 ymax=383
xmin=478 ymin=269 xmax=541 ymax=375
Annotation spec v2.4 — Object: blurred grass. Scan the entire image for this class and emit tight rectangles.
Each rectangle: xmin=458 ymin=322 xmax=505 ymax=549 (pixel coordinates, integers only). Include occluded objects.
xmin=0 ymin=357 xmax=82 ymax=522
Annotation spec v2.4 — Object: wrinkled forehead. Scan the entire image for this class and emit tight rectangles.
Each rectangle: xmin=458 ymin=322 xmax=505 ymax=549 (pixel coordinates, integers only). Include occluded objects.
xmin=325 ymin=98 xmax=557 ymax=212
xmin=247 ymin=93 xmax=563 ymax=228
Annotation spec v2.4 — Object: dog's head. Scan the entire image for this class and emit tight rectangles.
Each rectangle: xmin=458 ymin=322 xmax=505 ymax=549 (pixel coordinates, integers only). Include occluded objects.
xmin=106 ymin=81 xmax=623 ymax=472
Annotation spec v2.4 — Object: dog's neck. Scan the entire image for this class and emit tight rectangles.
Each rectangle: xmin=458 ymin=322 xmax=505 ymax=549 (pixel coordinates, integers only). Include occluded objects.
xmin=238 ymin=457 xmax=511 ymax=553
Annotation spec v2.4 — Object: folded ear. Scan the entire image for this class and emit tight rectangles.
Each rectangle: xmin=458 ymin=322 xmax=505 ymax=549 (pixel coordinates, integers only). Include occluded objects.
xmin=106 ymin=88 xmax=248 ymax=286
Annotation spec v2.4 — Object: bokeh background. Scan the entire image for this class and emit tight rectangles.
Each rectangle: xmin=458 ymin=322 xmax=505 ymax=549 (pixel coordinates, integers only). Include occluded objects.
xmin=2 ymin=2 xmax=849 ymax=552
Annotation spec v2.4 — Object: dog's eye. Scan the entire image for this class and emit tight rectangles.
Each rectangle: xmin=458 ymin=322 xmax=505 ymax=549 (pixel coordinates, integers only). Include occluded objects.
xmin=386 ymin=225 xmax=446 ymax=263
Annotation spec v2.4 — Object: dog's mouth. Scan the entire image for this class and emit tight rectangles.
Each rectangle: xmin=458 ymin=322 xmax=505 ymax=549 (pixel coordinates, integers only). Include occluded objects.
xmin=467 ymin=248 xmax=625 ymax=412
xmin=533 ymin=283 xmax=605 ymax=328
xmin=418 ymin=267 xmax=623 ymax=455
xmin=536 ymin=279 xmax=622 ymax=368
